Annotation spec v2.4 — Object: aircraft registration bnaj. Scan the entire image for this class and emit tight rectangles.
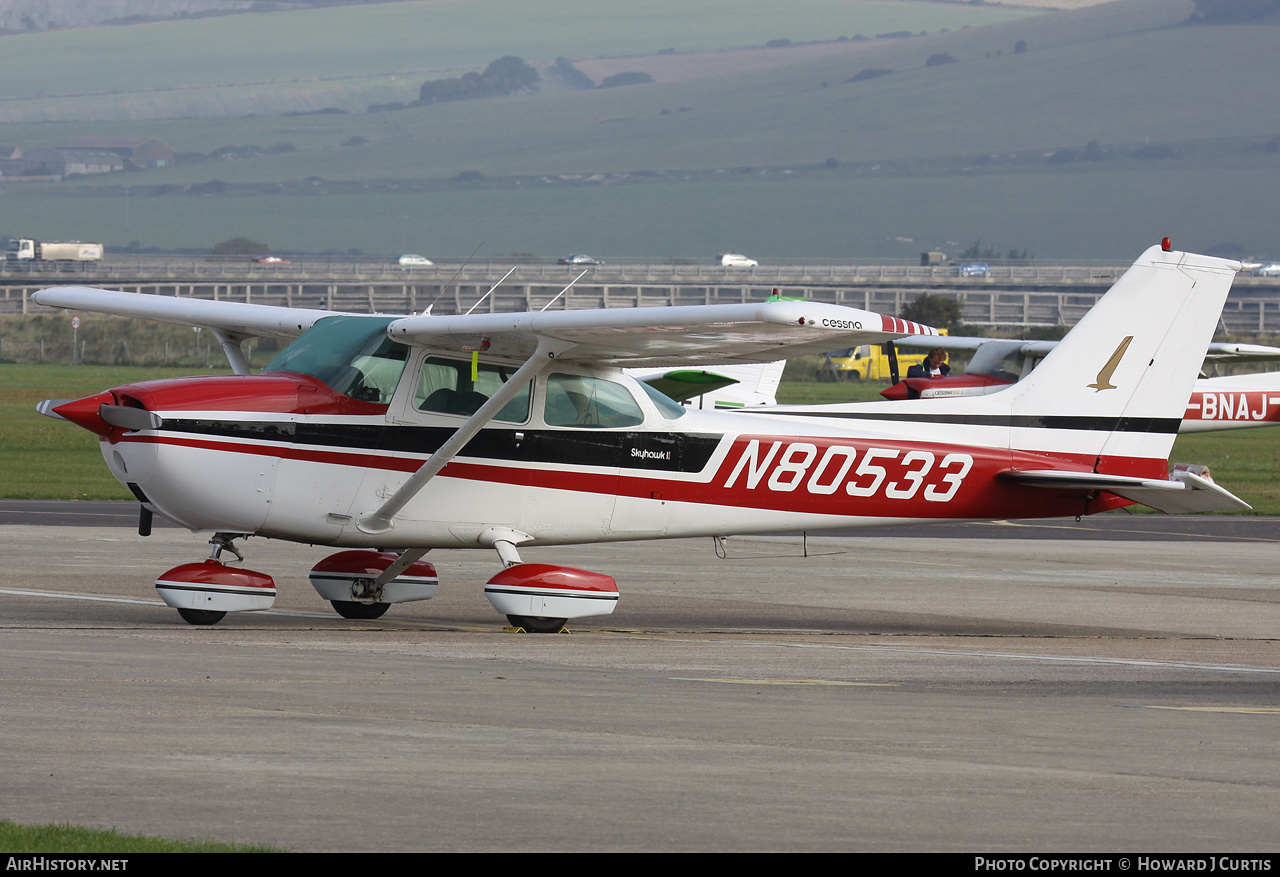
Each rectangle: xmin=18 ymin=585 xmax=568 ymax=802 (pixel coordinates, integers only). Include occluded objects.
xmin=33 ymin=241 xmax=1249 ymax=631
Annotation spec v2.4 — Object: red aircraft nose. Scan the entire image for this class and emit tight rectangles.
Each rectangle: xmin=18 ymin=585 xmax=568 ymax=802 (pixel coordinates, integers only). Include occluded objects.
xmin=53 ymin=391 xmax=117 ymax=437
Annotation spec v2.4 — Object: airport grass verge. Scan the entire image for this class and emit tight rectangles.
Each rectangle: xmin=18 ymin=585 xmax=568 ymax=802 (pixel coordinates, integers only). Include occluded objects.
xmin=0 ymin=819 xmax=285 ymax=853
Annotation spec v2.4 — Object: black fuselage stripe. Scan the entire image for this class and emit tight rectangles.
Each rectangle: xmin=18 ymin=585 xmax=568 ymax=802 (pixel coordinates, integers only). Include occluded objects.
xmin=160 ymin=419 xmax=725 ymax=472
xmin=737 ymin=410 xmax=1181 ymax=433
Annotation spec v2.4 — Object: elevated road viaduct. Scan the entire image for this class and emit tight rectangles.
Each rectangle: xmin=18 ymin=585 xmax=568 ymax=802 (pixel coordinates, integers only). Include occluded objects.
xmin=5 ymin=256 xmax=1280 ymax=333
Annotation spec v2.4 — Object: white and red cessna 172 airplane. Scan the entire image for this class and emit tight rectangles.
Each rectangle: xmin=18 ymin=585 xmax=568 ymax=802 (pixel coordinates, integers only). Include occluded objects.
xmin=33 ymin=241 xmax=1249 ymax=630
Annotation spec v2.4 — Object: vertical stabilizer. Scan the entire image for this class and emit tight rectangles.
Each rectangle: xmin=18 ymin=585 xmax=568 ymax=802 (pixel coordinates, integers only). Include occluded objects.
xmin=1003 ymin=245 xmax=1239 ymax=468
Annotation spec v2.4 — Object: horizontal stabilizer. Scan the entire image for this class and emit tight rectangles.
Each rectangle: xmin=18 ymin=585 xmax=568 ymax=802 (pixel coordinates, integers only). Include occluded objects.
xmin=641 ymin=370 xmax=740 ymax=403
xmin=1001 ymin=467 xmax=1250 ymax=514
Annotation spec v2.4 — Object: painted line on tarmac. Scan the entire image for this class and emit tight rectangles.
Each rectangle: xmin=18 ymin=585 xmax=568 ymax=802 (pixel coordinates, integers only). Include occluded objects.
xmin=0 ymin=586 xmax=497 ymax=629
xmin=0 ymin=587 xmax=159 ymax=607
xmin=8 ymin=588 xmax=1279 ymax=679
xmin=654 ymin=634 xmax=1280 ymax=676
xmin=991 ymin=519 xmax=1280 ymax=543
xmin=668 ymin=677 xmax=894 ymax=687
xmin=1132 ymin=705 xmax=1280 ymax=715
xmin=1 ymin=586 xmax=342 ymax=621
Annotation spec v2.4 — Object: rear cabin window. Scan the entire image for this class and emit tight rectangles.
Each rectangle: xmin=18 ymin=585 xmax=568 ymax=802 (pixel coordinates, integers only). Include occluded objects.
xmin=262 ymin=315 xmax=408 ymax=404
xmin=543 ymin=373 xmax=644 ymax=428
xmin=414 ymin=357 xmax=530 ymax=423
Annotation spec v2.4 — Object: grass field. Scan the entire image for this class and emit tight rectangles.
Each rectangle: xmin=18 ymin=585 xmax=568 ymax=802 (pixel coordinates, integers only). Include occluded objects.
xmin=0 ymin=364 xmax=203 ymax=499
xmin=3 ymin=365 xmax=1277 ymax=513
xmin=0 ymin=819 xmax=283 ymax=853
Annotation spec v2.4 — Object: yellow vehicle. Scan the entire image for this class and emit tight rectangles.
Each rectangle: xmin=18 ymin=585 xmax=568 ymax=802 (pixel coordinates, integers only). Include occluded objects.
xmin=818 ymin=331 xmax=950 ymax=381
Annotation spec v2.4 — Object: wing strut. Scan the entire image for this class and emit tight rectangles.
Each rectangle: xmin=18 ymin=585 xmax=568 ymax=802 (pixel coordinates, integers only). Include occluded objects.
xmin=356 ymin=335 xmax=575 ymax=534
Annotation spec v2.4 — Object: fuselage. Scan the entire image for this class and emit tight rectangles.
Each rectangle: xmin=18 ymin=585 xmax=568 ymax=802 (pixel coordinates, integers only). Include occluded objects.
xmin=82 ymin=363 xmax=1137 ymax=550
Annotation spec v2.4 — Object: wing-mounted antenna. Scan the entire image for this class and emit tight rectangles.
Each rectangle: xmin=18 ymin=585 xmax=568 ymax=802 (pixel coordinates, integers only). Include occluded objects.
xmin=465 ymin=266 xmax=518 ymax=316
xmin=540 ymin=271 xmax=588 ymax=312
xmin=423 ymin=241 xmax=485 ymax=316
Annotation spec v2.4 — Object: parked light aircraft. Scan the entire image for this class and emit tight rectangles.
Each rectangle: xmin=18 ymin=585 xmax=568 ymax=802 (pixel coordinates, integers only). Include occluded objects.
xmin=32 ymin=243 xmax=1249 ymax=631
xmin=881 ymin=336 xmax=1280 ymax=433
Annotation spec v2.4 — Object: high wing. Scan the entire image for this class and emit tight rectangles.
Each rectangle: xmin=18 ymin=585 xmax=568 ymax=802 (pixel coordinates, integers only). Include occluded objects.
xmin=1202 ymin=342 xmax=1280 ymax=363
xmin=31 ymin=286 xmax=338 ymax=338
xmin=31 ymin=286 xmax=344 ymax=376
xmin=32 ymin=287 xmax=934 ymax=370
xmin=387 ymin=302 xmax=935 ymax=367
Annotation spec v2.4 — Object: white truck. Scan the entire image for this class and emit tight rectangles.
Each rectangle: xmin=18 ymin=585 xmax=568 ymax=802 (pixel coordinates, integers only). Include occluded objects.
xmin=6 ymin=239 xmax=103 ymax=262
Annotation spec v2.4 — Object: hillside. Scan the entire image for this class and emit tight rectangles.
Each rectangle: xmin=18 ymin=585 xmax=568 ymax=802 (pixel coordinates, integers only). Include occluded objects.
xmin=2 ymin=0 xmax=1278 ymax=262
xmin=0 ymin=0 xmax=1033 ymax=122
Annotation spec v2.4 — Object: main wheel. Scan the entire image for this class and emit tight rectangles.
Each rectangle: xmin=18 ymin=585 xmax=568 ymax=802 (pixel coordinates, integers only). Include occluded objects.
xmin=507 ymin=615 xmax=567 ymax=633
xmin=177 ymin=608 xmax=226 ymax=626
xmin=331 ymin=600 xmax=391 ymax=620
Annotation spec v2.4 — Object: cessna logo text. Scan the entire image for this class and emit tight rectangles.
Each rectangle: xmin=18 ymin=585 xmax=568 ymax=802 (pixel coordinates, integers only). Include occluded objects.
xmin=723 ymin=439 xmax=972 ymax=501
xmin=821 ymin=318 xmax=862 ymax=330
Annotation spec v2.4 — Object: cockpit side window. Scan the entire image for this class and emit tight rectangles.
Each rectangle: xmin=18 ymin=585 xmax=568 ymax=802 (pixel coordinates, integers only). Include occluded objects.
xmin=262 ymin=315 xmax=408 ymax=404
xmin=414 ymin=357 xmax=530 ymax=423
xmin=543 ymin=373 xmax=645 ymax=428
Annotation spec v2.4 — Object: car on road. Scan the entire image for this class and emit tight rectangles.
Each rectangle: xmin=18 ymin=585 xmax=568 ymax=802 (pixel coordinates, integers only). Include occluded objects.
xmin=717 ymin=253 xmax=758 ymax=267
xmin=957 ymin=261 xmax=991 ymax=277
xmin=558 ymin=254 xmax=601 ymax=265
xmin=396 ymin=254 xmax=434 ymax=266
xmin=1253 ymin=262 xmax=1280 ymax=277
xmin=254 ymin=255 xmax=290 ymax=264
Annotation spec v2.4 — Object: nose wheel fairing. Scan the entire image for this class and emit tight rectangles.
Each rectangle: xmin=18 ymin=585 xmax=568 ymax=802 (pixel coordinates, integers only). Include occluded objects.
xmin=155 ymin=559 xmax=277 ymax=617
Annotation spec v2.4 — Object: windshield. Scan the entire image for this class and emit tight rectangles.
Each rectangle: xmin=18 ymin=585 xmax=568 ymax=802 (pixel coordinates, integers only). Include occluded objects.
xmin=638 ymin=380 xmax=687 ymax=419
xmin=262 ymin=315 xmax=409 ymax=403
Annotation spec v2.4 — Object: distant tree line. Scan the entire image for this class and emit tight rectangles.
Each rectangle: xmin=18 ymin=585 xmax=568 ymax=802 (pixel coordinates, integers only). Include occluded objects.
xmin=599 ymin=71 xmax=653 ymax=88
xmin=1187 ymin=0 xmax=1280 ymax=23
xmin=900 ymin=294 xmax=962 ymax=331
xmin=418 ymin=56 xmax=540 ymax=105
xmin=960 ymin=241 xmax=1032 ymax=262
